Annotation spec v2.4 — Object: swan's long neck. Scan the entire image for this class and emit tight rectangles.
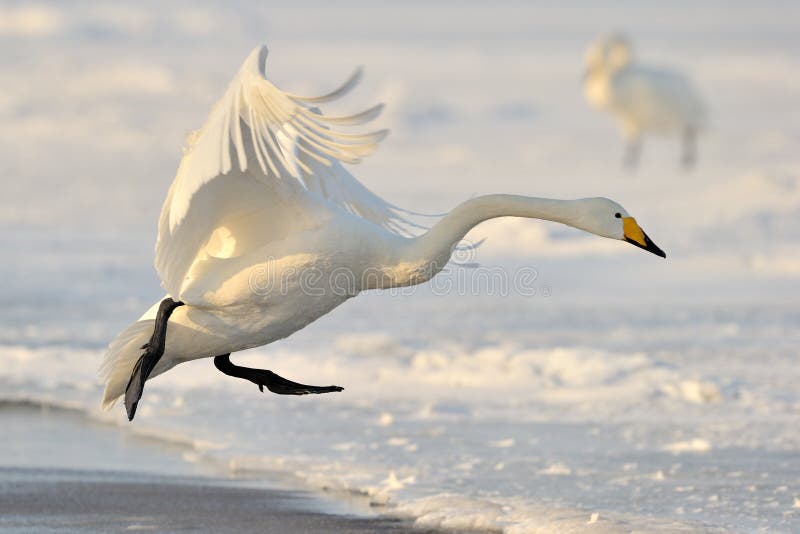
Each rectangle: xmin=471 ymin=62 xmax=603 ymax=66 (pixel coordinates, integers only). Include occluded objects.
xmin=384 ymin=195 xmax=587 ymax=288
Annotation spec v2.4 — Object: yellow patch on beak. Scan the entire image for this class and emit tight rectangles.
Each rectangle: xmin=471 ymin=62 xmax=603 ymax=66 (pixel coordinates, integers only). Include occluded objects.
xmin=622 ymin=216 xmax=666 ymax=258
xmin=622 ymin=217 xmax=646 ymax=247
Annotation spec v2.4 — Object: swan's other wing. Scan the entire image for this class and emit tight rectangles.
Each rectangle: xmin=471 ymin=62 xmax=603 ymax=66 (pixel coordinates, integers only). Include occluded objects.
xmin=155 ymin=45 xmax=407 ymax=301
xmin=294 ymin=129 xmax=425 ymax=237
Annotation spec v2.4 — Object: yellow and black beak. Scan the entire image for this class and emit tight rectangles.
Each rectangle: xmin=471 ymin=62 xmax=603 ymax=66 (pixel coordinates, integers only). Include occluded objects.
xmin=622 ymin=217 xmax=666 ymax=258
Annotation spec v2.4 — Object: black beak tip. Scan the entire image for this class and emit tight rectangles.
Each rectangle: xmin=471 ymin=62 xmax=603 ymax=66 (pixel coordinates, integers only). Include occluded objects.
xmin=645 ymin=234 xmax=667 ymax=259
xmin=626 ymin=235 xmax=667 ymax=259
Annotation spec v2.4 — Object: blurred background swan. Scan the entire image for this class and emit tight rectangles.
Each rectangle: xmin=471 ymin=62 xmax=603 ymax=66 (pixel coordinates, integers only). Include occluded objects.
xmin=583 ymin=33 xmax=706 ymax=169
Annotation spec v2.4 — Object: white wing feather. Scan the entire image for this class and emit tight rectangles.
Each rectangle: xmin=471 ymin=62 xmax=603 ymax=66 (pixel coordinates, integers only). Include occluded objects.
xmin=155 ymin=45 xmax=416 ymax=300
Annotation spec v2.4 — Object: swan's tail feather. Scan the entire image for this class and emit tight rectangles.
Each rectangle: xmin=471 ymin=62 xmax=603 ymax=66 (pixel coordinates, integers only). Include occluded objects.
xmin=99 ymin=319 xmax=154 ymax=410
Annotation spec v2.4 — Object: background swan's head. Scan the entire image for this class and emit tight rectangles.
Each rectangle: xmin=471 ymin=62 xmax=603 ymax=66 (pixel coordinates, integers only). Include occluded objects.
xmin=584 ymin=33 xmax=634 ymax=77
xmin=572 ymin=197 xmax=666 ymax=258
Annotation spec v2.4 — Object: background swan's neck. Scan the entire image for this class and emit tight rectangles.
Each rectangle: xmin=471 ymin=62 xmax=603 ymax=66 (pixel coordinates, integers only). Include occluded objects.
xmin=386 ymin=195 xmax=584 ymax=288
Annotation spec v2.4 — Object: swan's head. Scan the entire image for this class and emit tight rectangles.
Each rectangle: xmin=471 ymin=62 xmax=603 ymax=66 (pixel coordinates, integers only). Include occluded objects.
xmin=574 ymin=198 xmax=666 ymax=258
xmin=584 ymin=33 xmax=634 ymax=79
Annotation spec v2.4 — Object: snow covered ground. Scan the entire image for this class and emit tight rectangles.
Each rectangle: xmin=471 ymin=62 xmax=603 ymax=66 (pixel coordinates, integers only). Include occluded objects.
xmin=1 ymin=1 xmax=799 ymax=532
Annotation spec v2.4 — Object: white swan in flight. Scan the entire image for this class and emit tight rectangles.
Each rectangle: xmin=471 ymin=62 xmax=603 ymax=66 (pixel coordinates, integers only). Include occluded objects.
xmin=101 ymin=45 xmax=666 ymax=420
xmin=583 ymin=33 xmax=706 ymax=169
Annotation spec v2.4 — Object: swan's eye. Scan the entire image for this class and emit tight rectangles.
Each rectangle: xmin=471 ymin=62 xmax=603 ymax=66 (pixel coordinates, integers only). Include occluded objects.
xmin=614 ymin=212 xmax=621 ymax=218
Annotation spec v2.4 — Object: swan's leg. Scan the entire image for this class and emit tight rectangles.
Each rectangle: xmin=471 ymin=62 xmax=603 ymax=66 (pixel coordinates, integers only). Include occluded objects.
xmin=623 ymin=138 xmax=641 ymax=170
xmin=681 ymin=127 xmax=697 ymax=169
xmin=124 ymin=297 xmax=184 ymax=421
xmin=213 ymin=354 xmax=344 ymax=395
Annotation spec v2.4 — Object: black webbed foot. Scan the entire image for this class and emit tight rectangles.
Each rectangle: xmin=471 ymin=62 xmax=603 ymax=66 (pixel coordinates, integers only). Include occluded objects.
xmin=213 ymin=354 xmax=343 ymax=395
xmin=125 ymin=345 xmax=160 ymax=421
xmin=124 ymin=298 xmax=184 ymax=421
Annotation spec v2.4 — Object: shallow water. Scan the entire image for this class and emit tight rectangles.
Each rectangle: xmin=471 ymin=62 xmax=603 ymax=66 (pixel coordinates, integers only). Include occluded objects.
xmin=0 ymin=406 xmax=436 ymax=533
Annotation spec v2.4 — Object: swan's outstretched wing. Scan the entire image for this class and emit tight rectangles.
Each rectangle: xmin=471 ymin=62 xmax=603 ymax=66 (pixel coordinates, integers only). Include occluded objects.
xmin=155 ymin=45 xmax=412 ymax=301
